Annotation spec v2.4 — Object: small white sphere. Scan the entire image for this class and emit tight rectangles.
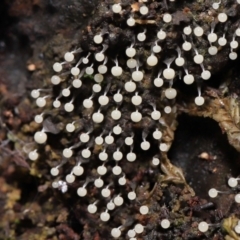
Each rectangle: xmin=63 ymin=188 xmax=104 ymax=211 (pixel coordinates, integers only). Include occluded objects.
xmin=98 ymin=64 xmax=107 ymax=74
xmin=163 ymin=13 xmax=172 ymax=23
xmin=235 ymin=225 xmax=240 ymax=234
xmin=229 ymin=52 xmax=238 ymax=60
xmin=201 ymin=70 xmax=211 ymax=80
xmin=73 ymin=165 xmax=84 ymax=176
xmin=125 ymin=137 xmax=133 ymax=146
xmin=66 ymin=174 xmax=75 ymax=183
xmin=36 ymin=97 xmax=46 ymax=107
xmin=101 ymin=188 xmax=111 ymax=197
xmin=31 ymin=89 xmax=40 ymax=98
xmin=140 ymin=205 xmax=149 ymax=215
xmin=34 ymin=131 xmax=47 ymax=144
xmin=94 ymin=73 xmax=104 ymax=83
xmin=100 ymin=211 xmax=110 ymax=222
xmin=97 ymin=165 xmax=107 ymax=175
xmin=64 ymin=102 xmax=74 ymax=112
xmin=77 ymin=187 xmax=87 ymax=197
xmin=134 ymin=223 xmax=144 ymax=233
xmin=105 ymin=135 xmax=114 ymax=144
xmin=86 ymin=66 xmax=94 ymax=75
xmin=111 ymin=66 xmax=123 ymax=77
xmin=132 ymin=70 xmax=144 ymax=82
xmin=235 ymin=193 xmax=240 ymax=203
xmin=152 ymin=157 xmax=160 ymax=166
xmin=165 ymin=88 xmax=177 ymax=99
xmin=28 ymin=150 xmax=39 ymax=161
xmin=82 ymin=57 xmax=89 ymax=64
xmin=71 ymin=67 xmax=80 ymax=76
xmin=99 ymin=151 xmax=108 ymax=161
xmin=88 ymin=204 xmax=97 ymax=214
xmin=62 ymin=88 xmax=71 ymax=97
xmin=195 ymin=96 xmax=205 ymax=106
xmin=175 ymin=57 xmax=185 ymax=66
xmin=50 ymin=167 xmax=59 ymax=176
xmin=198 ymin=221 xmax=209 ymax=233
xmin=64 ymin=52 xmax=74 ymax=62
xmin=137 ymin=32 xmax=146 ymax=42
xmin=72 ymin=79 xmax=82 ymax=88
xmin=164 ymin=106 xmax=172 ymax=113
xmin=218 ymin=13 xmax=228 ymax=23
xmin=218 ymin=37 xmax=227 ymax=46
xmin=92 ymin=112 xmax=104 ymax=123
xmin=208 ymin=188 xmax=218 ymax=198
xmin=140 ymin=5 xmax=148 ymax=15
xmin=63 ymin=148 xmax=73 ymax=158
xmin=125 ymin=81 xmax=136 ymax=92
xmin=113 ymin=93 xmax=123 ymax=102
xmin=153 ymin=45 xmax=161 ymax=53
xmin=157 ymin=30 xmax=166 ymax=40
xmin=127 ymin=152 xmax=136 ymax=162
xmin=34 ymin=114 xmax=43 ymax=123
xmin=208 ymin=46 xmax=218 ymax=55
xmin=147 ymin=55 xmax=158 ymax=66
xmin=132 ymin=94 xmax=142 ymax=106
xmin=53 ymin=99 xmax=61 ymax=108
xmin=113 ymin=150 xmax=123 ymax=161
xmin=212 ymin=2 xmax=219 ymax=9
xmin=236 ymin=27 xmax=240 ymax=36
xmin=107 ymin=201 xmax=115 ymax=210
xmin=127 ymin=58 xmax=137 ymax=68
xmin=95 ymin=136 xmax=104 ymax=145
xmin=99 ymin=95 xmax=109 ymax=106
xmin=161 ymin=219 xmax=170 ymax=229
xmin=114 ymin=195 xmax=124 ymax=206
xmin=182 ymin=41 xmax=192 ymax=51
xmin=128 ymin=230 xmax=136 ymax=238
xmin=82 ymin=148 xmax=91 ymax=158
xmin=111 ymin=109 xmax=121 ymax=120
xmin=228 ymin=177 xmax=238 ymax=188
xmin=113 ymin=125 xmax=122 ymax=135
xmin=53 ymin=62 xmax=62 ymax=72
xmin=51 ymin=75 xmax=61 ymax=85
xmin=128 ymin=191 xmax=136 ymax=200
xmin=183 ymin=26 xmax=192 ymax=35
xmin=83 ymin=99 xmax=93 ymax=108
xmin=52 ymin=182 xmax=59 ymax=188
xmin=126 ymin=47 xmax=136 ymax=58
xmin=231 ymin=40 xmax=238 ymax=49
xmin=118 ymin=177 xmax=126 ymax=185
xmin=194 ymin=26 xmax=204 ymax=37
xmin=141 ymin=141 xmax=150 ymax=150
xmin=194 ymin=54 xmax=204 ymax=64
xmin=95 ymin=52 xmax=105 ymax=62
xmin=127 ymin=17 xmax=135 ymax=27
xmin=112 ymin=3 xmax=122 ymax=13
xmin=183 ymin=74 xmax=194 ymax=85
xmin=160 ymin=143 xmax=169 ymax=152
xmin=153 ymin=129 xmax=162 ymax=140
xmin=154 ymin=77 xmax=163 ymax=87
xmin=94 ymin=178 xmax=104 ymax=188
xmin=80 ymin=133 xmax=90 ymax=143
xmin=111 ymin=228 xmax=121 ymax=238
xmin=131 ymin=111 xmax=142 ymax=122
xmin=163 ymin=68 xmax=175 ymax=79
xmin=208 ymin=33 xmax=217 ymax=43
xmin=94 ymin=34 xmax=103 ymax=44
xmin=151 ymin=110 xmax=161 ymax=120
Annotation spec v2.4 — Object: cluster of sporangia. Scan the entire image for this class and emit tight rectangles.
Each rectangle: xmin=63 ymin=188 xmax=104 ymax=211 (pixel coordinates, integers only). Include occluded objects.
xmin=28 ymin=0 xmax=240 ymax=238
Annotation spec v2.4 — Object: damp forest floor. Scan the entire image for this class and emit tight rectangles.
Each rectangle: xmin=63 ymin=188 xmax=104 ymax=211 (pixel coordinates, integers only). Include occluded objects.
xmin=0 ymin=0 xmax=240 ymax=240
